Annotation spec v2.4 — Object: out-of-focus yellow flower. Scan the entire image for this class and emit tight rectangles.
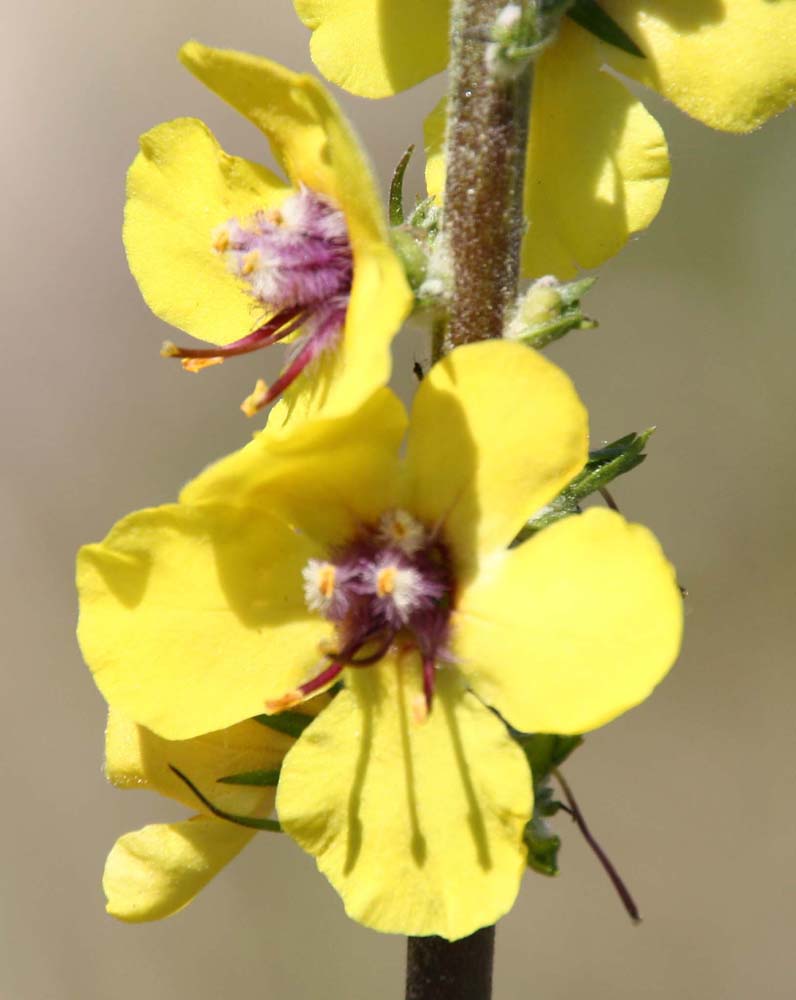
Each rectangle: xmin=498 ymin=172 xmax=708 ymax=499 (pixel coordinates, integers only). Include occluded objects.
xmin=78 ymin=341 xmax=682 ymax=939
xmin=293 ymin=0 xmax=796 ymax=131
xmin=102 ymin=710 xmax=294 ymax=921
xmin=124 ymin=41 xmax=412 ymax=422
xmin=421 ymin=23 xmax=671 ymax=278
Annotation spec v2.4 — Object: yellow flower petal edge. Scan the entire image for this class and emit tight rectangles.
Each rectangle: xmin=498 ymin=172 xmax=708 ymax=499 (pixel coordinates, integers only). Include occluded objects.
xmin=105 ymin=711 xmax=292 ymax=814
xmin=178 ymin=42 xmax=413 ymax=424
xmin=296 ymin=0 xmax=795 ymax=134
xmin=104 ymin=817 xmax=255 ymax=922
xmin=277 ymin=658 xmax=532 ymax=940
xmin=522 ymin=19 xmax=669 ymax=278
xmin=77 ymin=504 xmax=330 ymax=740
xmin=602 ymin=0 xmax=796 ymax=133
xmin=182 ymin=387 xmax=406 ymax=546
xmin=123 ymin=118 xmax=289 ymax=346
xmin=404 ymin=340 xmax=588 ymax=573
xmin=103 ymin=706 xmax=324 ymax=921
xmin=453 ymin=508 xmax=683 ymax=734
xmin=423 ymin=26 xmax=670 ymax=280
xmin=292 ymin=0 xmax=451 ymax=97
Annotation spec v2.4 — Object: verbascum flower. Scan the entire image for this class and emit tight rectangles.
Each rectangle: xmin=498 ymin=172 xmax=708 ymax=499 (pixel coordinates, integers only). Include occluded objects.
xmin=294 ymin=2 xmax=796 ymax=276
xmin=124 ymin=41 xmax=412 ymax=421
xmin=293 ymin=0 xmax=796 ymax=131
xmin=77 ymin=341 xmax=682 ymax=939
xmin=102 ymin=708 xmax=299 ymax=921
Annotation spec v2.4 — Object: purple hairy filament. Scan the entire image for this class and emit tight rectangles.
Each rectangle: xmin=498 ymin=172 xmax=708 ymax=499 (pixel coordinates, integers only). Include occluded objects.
xmin=161 ymin=185 xmax=353 ymax=411
xmin=267 ymin=510 xmax=455 ymax=719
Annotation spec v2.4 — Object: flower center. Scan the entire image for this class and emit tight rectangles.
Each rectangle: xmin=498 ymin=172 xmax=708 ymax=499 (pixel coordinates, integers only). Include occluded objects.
xmin=269 ymin=509 xmax=455 ymax=715
xmin=161 ymin=185 xmax=354 ymax=414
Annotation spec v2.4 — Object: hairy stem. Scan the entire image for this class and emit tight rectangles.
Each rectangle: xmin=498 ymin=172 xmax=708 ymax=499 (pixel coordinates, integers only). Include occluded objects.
xmin=442 ymin=0 xmax=532 ymax=351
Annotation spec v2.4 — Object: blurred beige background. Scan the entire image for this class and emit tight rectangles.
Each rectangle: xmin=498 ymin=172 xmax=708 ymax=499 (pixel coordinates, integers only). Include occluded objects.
xmin=3 ymin=2 xmax=795 ymax=998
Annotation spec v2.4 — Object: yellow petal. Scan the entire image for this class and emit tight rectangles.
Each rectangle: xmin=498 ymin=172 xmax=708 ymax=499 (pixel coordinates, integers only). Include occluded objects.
xmin=77 ymin=504 xmax=330 ymax=739
xmin=602 ymin=0 xmax=796 ymax=133
xmin=124 ymin=117 xmax=289 ymax=344
xmin=423 ymin=96 xmax=446 ymax=202
xmin=453 ymin=508 xmax=683 ymax=734
xmin=522 ymin=19 xmax=670 ymax=278
xmin=181 ymin=388 xmax=407 ymax=546
xmin=404 ymin=341 xmax=587 ymax=574
xmin=104 ymin=817 xmax=254 ymax=921
xmin=277 ymin=657 xmax=532 ymax=940
xmin=105 ymin=710 xmax=292 ymax=815
xmin=292 ymin=0 xmax=451 ymax=97
xmin=178 ymin=42 xmax=413 ymax=423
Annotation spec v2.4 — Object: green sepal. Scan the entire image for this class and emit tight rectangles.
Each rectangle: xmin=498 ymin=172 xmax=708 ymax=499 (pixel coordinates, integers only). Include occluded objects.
xmin=519 ymin=428 xmax=654 ymax=536
xmin=218 ymin=767 xmax=281 ymax=787
xmin=567 ymin=0 xmax=645 ymax=58
xmin=389 ymin=144 xmax=414 ymax=227
xmin=391 ymin=227 xmax=429 ymax=295
xmin=515 ymin=733 xmax=584 ymax=783
xmin=524 ymin=784 xmax=564 ymax=876
xmin=508 ymin=276 xmax=597 ymax=350
xmin=169 ymin=765 xmax=282 ymax=832
xmin=253 ymin=710 xmax=314 ymax=739
xmin=512 ymin=733 xmax=583 ymax=875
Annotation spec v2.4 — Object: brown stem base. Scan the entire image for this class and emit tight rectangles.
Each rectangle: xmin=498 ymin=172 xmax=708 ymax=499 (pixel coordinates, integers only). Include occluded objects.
xmin=405 ymin=927 xmax=495 ymax=1000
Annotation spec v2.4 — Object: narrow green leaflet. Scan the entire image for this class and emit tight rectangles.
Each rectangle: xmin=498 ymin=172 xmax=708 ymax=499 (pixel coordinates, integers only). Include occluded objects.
xmin=389 ymin=145 xmax=414 ymax=227
xmin=169 ymin=765 xmax=282 ymax=832
xmin=218 ymin=767 xmax=281 ymax=787
xmin=518 ymin=428 xmax=654 ymax=537
xmin=567 ymin=0 xmax=645 ymax=58
xmin=253 ymin=710 xmax=315 ymax=739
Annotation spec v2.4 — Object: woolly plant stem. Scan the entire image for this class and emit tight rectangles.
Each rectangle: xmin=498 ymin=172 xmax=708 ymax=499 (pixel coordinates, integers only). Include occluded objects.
xmin=440 ymin=0 xmax=532 ymax=354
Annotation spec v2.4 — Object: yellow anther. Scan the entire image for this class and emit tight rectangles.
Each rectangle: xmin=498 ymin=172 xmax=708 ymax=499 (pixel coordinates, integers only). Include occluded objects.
xmin=160 ymin=340 xmax=180 ymax=358
xmin=212 ymin=229 xmax=230 ymax=253
xmin=376 ymin=566 xmax=397 ymax=598
xmin=180 ymin=357 xmax=224 ymax=373
xmin=265 ymin=690 xmax=302 ymax=713
xmin=265 ymin=208 xmax=284 ymax=226
xmin=241 ymin=250 xmax=260 ymax=275
xmin=240 ymin=379 xmax=268 ymax=417
xmin=411 ymin=693 xmax=429 ymax=726
xmin=317 ymin=564 xmax=336 ymax=599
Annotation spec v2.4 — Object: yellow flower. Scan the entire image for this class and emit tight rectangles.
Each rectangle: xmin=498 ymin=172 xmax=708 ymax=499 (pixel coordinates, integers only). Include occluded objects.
xmin=124 ymin=41 xmax=412 ymax=422
xmin=101 ymin=709 xmax=292 ymax=921
xmin=293 ymin=0 xmax=796 ymax=131
xmin=78 ymin=341 xmax=682 ymax=939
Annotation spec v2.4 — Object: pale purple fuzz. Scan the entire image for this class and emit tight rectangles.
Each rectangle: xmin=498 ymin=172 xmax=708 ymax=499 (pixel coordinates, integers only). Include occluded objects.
xmin=297 ymin=510 xmax=455 ymax=710
xmin=168 ymin=185 xmax=354 ymax=411
xmin=218 ymin=185 xmax=352 ymax=310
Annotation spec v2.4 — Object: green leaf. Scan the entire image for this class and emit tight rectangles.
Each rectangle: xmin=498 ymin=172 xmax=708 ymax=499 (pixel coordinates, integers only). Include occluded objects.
xmin=389 ymin=144 xmax=414 ymax=227
xmin=567 ymin=0 xmax=645 ymax=59
xmin=218 ymin=767 xmax=281 ymax=787
xmin=169 ymin=765 xmax=282 ymax=832
xmin=524 ymin=784 xmax=566 ymax=875
xmin=253 ymin=710 xmax=314 ymax=739
xmin=524 ymin=817 xmax=561 ymax=875
xmin=514 ymin=733 xmax=584 ymax=787
xmin=519 ymin=428 xmax=655 ymax=536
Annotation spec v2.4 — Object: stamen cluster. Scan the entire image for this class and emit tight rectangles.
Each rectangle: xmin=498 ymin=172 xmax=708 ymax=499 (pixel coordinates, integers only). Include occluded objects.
xmin=299 ymin=510 xmax=455 ymax=709
xmin=164 ymin=185 xmax=353 ymax=412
